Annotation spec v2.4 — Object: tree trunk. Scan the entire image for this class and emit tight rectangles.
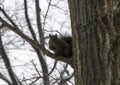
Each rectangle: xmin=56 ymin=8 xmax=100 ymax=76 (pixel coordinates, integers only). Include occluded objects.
xmin=68 ymin=0 xmax=120 ymax=85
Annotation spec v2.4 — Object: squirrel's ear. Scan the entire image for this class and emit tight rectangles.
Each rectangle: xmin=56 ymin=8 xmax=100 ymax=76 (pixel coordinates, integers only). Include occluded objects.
xmin=49 ymin=34 xmax=51 ymax=37
xmin=55 ymin=34 xmax=57 ymax=37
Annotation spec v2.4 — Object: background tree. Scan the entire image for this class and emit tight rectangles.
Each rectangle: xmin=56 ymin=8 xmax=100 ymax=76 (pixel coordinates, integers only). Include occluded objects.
xmin=68 ymin=0 xmax=120 ymax=85
xmin=0 ymin=0 xmax=74 ymax=85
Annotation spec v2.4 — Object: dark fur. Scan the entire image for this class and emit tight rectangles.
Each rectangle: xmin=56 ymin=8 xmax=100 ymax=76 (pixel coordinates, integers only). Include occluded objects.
xmin=49 ymin=34 xmax=72 ymax=58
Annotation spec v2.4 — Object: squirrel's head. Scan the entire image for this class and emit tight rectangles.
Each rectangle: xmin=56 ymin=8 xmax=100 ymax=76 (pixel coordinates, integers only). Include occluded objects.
xmin=49 ymin=34 xmax=58 ymax=42
xmin=49 ymin=34 xmax=58 ymax=50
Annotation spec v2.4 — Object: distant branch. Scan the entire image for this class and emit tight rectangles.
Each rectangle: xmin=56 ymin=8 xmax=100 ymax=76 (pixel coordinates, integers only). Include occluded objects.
xmin=0 ymin=30 xmax=19 ymax=85
xmin=24 ymin=0 xmax=37 ymax=41
xmin=0 ymin=72 xmax=12 ymax=85
xmin=0 ymin=7 xmax=19 ymax=28
xmin=35 ymin=0 xmax=44 ymax=47
xmin=43 ymin=0 xmax=52 ymax=29
xmin=47 ymin=60 xmax=58 ymax=76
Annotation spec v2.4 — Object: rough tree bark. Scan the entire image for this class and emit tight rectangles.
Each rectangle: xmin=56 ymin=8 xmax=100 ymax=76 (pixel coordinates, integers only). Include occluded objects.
xmin=68 ymin=0 xmax=120 ymax=85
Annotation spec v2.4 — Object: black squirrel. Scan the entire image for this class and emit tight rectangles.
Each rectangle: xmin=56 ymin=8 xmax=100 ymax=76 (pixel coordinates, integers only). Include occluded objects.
xmin=49 ymin=34 xmax=72 ymax=58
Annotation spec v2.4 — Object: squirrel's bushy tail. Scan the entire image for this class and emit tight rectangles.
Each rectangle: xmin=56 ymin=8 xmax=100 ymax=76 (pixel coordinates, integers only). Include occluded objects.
xmin=60 ymin=36 xmax=72 ymax=45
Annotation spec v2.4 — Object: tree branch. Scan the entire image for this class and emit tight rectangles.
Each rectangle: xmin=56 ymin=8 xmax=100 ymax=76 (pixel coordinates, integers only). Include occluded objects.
xmin=0 ymin=31 xmax=19 ymax=85
xmin=0 ymin=7 xmax=73 ymax=67
xmin=35 ymin=0 xmax=44 ymax=48
xmin=24 ymin=0 xmax=37 ymax=41
xmin=0 ymin=72 xmax=12 ymax=85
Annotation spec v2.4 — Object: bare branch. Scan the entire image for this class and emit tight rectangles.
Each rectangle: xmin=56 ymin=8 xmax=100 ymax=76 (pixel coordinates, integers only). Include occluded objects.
xmin=43 ymin=0 xmax=52 ymax=29
xmin=47 ymin=60 xmax=58 ymax=76
xmin=24 ymin=1 xmax=50 ymax=85
xmin=0 ymin=72 xmax=12 ymax=85
xmin=0 ymin=7 xmax=19 ymax=28
xmin=59 ymin=72 xmax=74 ymax=85
xmin=24 ymin=0 xmax=37 ymax=41
xmin=0 ymin=31 xmax=20 ymax=85
xmin=31 ymin=60 xmax=41 ymax=77
xmin=35 ymin=0 xmax=44 ymax=48
xmin=59 ymin=64 xmax=74 ymax=85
